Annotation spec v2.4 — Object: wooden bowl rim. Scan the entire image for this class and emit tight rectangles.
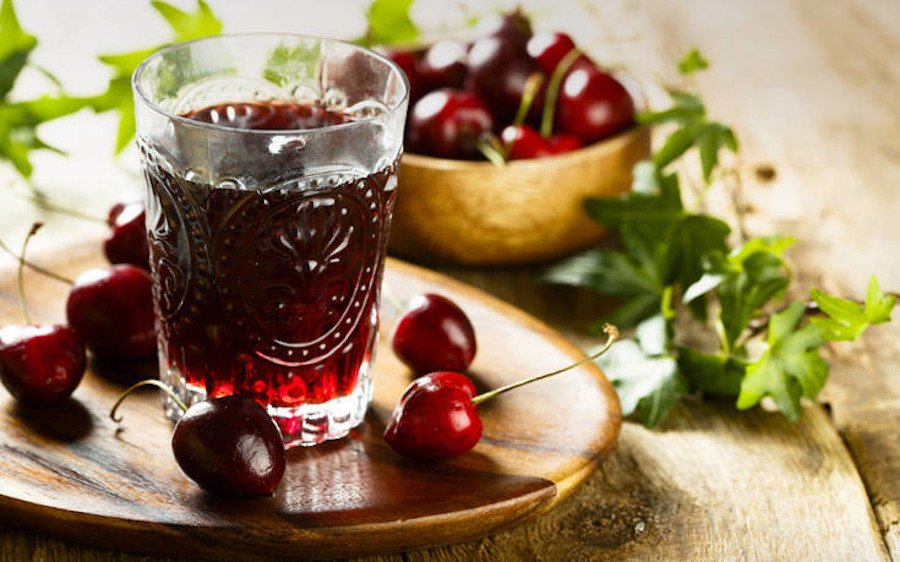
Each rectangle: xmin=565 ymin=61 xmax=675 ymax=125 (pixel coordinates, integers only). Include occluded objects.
xmin=401 ymin=124 xmax=650 ymax=172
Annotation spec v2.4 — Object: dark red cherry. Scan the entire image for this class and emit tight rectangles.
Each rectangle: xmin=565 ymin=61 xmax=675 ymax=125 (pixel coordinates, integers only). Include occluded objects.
xmin=548 ymin=134 xmax=583 ymax=154
xmin=556 ymin=66 xmax=635 ymax=143
xmin=527 ymin=31 xmax=579 ymax=76
xmin=385 ymin=48 xmax=425 ymax=103
xmin=0 ymin=324 xmax=85 ymax=403
xmin=392 ymin=293 xmax=477 ymax=373
xmin=465 ymin=36 xmax=545 ymax=125
xmin=104 ymin=202 xmax=149 ymax=270
xmin=418 ymin=40 xmax=467 ymax=90
xmin=172 ymin=395 xmax=286 ymax=497
xmin=66 ymin=265 xmax=156 ymax=359
xmin=407 ymin=89 xmax=493 ymax=159
xmin=475 ymin=9 xmax=533 ymax=45
xmin=384 ymin=371 xmax=482 ymax=461
xmin=501 ymin=124 xmax=552 ymax=159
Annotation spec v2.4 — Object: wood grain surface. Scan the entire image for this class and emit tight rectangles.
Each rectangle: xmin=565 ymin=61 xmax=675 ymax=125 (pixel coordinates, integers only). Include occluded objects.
xmin=0 ymin=244 xmax=620 ymax=560
xmin=1 ymin=0 xmax=899 ymax=560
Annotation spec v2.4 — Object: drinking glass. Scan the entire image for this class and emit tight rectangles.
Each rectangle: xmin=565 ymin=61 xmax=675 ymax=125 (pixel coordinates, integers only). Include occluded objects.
xmin=132 ymin=34 xmax=409 ymax=448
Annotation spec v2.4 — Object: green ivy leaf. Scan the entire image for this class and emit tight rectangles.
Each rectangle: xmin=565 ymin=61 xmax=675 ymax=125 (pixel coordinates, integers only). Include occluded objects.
xmin=150 ymin=0 xmax=222 ymax=43
xmin=600 ymin=316 xmax=687 ymax=428
xmin=737 ymin=301 xmax=827 ymax=419
xmin=678 ymin=48 xmax=709 ymax=75
xmin=357 ymin=0 xmax=419 ymax=47
xmin=96 ymin=1 xmax=223 ymax=153
xmin=0 ymin=0 xmax=36 ymax=100
xmin=810 ymin=276 xmax=895 ymax=341
xmin=637 ymin=92 xmax=704 ymax=125
xmin=678 ymin=347 xmax=745 ymax=395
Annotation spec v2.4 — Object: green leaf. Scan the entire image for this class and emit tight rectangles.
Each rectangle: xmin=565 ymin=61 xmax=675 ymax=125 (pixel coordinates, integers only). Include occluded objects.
xmin=669 ymin=214 xmax=730 ymax=289
xmin=737 ymin=301 xmax=827 ymax=419
xmin=97 ymin=47 xmax=160 ymax=76
xmin=358 ymin=0 xmax=419 ymax=47
xmin=150 ymin=0 xmax=222 ymax=43
xmin=544 ymin=248 xmax=662 ymax=297
xmin=601 ymin=337 xmax=687 ymax=427
xmin=263 ymin=42 xmax=321 ymax=88
xmin=0 ymin=0 xmax=37 ymax=100
xmin=637 ymin=92 xmax=704 ymax=125
xmin=698 ymin=124 xmax=719 ymax=182
xmin=810 ymin=276 xmax=895 ymax=341
xmin=653 ymin=122 xmax=703 ymax=169
xmin=678 ymin=347 xmax=745 ymax=395
xmin=600 ymin=294 xmax=662 ymax=331
xmin=678 ymin=48 xmax=709 ymax=75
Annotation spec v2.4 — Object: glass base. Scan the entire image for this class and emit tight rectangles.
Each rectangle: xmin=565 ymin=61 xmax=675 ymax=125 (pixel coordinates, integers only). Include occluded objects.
xmin=160 ymin=365 xmax=372 ymax=449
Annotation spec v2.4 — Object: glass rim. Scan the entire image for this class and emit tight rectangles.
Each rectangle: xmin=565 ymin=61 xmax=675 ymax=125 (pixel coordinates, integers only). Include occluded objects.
xmin=132 ymin=32 xmax=410 ymax=136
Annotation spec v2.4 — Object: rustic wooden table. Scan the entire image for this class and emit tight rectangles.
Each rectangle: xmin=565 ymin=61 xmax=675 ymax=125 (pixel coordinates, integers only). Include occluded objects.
xmin=1 ymin=0 xmax=899 ymax=560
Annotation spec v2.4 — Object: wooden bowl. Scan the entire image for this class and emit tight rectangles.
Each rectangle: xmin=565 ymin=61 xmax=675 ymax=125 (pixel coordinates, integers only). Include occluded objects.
xmin=389 ymin=125 xmax=651 ymax=266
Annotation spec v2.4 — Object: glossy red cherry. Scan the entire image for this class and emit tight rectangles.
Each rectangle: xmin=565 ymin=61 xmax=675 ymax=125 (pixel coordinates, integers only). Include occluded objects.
xmin=465 ymin=36 xmax=545 ymax=125
xmin=385 ymin=48 xmax=425 ymax=103
xmin=501 ymin=124 xmax=551 ymax=159
xmin=527 ymin=31 xmax=578 ymax=76
xmin=418 ymin=40 xmax=467 ymax=90
xmin=555 ymin=66 xmax=635 ymax=143
xmin=66 ymin=265 xmax=156 ymax=359
xmin=384 ymin=324 xmax=620 ymax=462
xmin=111 ymin=381 xmax=286 ymax=496
xmin=384 ymin=371 xmax=482 ymax=461
xmin=407 ymin=89 xmax=493 ymax=159
xmin=391 ymin=293 xmax=477 ymax=373
xmin=0 ymin=324 xmax=85 ymax=403
xmin=104 ymin=202 xmax=150 ymax=270
xmin=172 ymin=395 xmax=286 ymax=497
xmin=548 ymin=134 xmax=583 ymax=154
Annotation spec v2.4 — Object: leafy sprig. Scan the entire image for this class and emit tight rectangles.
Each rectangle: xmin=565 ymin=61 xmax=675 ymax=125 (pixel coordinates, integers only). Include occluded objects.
xmin=546 ymin=48 xmax=896 ymax=426
xmin=0 ymin=0 xmax=222 ymax=180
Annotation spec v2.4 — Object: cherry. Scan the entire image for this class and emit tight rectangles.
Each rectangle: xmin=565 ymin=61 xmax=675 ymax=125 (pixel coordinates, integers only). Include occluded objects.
xmin=548 ymin=133 xmax=583 ymax=154
xmin=406 ymin=89 xmax=493 ymax=159
xmin=465 ymin=35 xmax=545 ymax=125
xmin=0 ymin=325 xmax=85 ymax=403
xmin=103 ymin=202 xmax=150 ymax=270
xmin=385 ymin=324 xmax=619 ymax=461
xmin=111 ymin=380 xmax=286 ymax=497
xmin=0 ymin=224 xmax=85 ymax=403
xmin=418 ymin=40 xmax=467 ymax=90
xmin=527 ymin=31 xmax=578 ymax=76
xmin=391 ymin=293 xmax=476 ymax=374
xmin=384 ymin=48 xmax=425 ymax=104
xmin=501 ymin=124 xmax=552 ymax=159
xmin=66 ymin=265 xmax=156 ymax=359
xmin=475 ymin=9 xmax=533 ymax=45
xmin=384 ymin=371 xmax=482 ymax=461
xmin=555 ymin=66 xmax=635 ymax=143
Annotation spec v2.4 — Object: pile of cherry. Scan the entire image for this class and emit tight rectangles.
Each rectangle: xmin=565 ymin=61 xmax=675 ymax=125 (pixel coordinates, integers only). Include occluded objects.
xmin=388 ymin=9 xmax=635 ymax=161
xmin=1 ymin=201 xmax=618 ymax=498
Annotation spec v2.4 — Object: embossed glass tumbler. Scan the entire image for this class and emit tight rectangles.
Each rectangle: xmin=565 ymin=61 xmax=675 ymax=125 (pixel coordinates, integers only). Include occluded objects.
xmin=132 ymin=34 xmax=409 ymax=448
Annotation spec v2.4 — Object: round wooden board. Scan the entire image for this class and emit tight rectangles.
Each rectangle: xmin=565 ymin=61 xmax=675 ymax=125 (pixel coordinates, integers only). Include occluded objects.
xmin=0 ymin=241 xmax=620 ymax=560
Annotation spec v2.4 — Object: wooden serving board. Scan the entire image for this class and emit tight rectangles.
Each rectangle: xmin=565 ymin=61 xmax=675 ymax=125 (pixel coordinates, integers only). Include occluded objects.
xmin=0 ymin=241 xmax=620 ymax=560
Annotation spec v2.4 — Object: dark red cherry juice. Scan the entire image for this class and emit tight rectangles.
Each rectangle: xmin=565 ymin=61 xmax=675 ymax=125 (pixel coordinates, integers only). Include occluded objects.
xmin=143 ymin=101 xmax=397 ymax=421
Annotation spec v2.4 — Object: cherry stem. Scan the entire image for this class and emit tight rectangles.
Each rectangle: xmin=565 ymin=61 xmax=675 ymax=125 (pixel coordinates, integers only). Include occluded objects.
xmin=110 ymin=379 xmax=188 ymax=423
xmin=0 ymin=237 xmax=74 ymax=285
xmin=512 ymin=72 xmax=544 ymax=129
xmin=477 ymin=134 xmax=508 ymax=167
xmin=472 ymin=323 xmax=619 ymax=405
xmin=15 ymin=223 xmax=43 ymax=325
xmin=540 ymin=47 xmax=585 ymax=138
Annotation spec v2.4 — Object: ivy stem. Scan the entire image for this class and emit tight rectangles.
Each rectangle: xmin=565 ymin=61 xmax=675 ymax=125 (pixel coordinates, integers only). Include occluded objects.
xmin=15 ymin=223 xmax=43 ymax=325
xmin=13 ymin=191 xmax=106 ymax=224
xmin=472 ymin=323 xmax=619 ymax=405
xmin=0 ymin=237 xmax=74 ymax=285
xmin=110 ymin=379 xmax=188 ymax=423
